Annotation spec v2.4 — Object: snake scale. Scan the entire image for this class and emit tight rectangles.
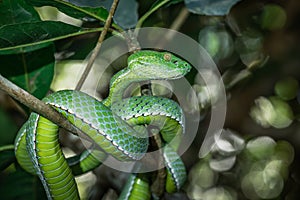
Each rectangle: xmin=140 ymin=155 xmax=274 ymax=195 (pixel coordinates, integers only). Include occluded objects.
xmin=14 ymin=50 xmax=191 ymax=199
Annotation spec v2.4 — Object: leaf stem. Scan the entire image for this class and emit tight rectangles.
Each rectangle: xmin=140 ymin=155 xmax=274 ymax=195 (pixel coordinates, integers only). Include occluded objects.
xmin=0 ymin=27 xmax=106 ymax=53
xmin=75 ymin=0 xmax=120 ymax=91
xmin=169 ymin=7 xmax=189 ymax=31
xmin=154 ymin=7 xmax=189 ymax=49
xmin=135 ymin=0 xmax=170 ymax=29
xmin=0 ymin=144 xmax=14 ymax=152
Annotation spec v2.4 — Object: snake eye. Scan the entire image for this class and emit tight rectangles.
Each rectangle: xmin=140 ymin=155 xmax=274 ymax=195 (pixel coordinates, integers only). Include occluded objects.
xmin=163 ymin=53 xmax=172 ymax=61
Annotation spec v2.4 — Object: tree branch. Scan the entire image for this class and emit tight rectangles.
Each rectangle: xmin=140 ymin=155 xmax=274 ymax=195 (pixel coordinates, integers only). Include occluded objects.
xmin=157 ymin=7 xmax=190 ymax=47
xmin=0 ymin=74 xmax=85 ymax=137
xmin=169 ymin=7 xmax=189 ymax=32
xmin=150 ymin=129 xmax=166 ymax=198
xmin=75 ymin=0 xmax=120 ymax=91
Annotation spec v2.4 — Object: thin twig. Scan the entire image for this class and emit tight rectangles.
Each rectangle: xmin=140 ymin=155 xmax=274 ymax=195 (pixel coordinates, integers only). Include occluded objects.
xmin=150 ymin=129 xmax=166 ymax=198
xmin=0 ymin=74 xmax=85 ymax=137
xmin=0 ymin=144 xmax=14 ymax=151
xmin=135 ymin=0 xmax=170 ymax=29
xmin=157 ymin=7 xmax=190 ymax=47
xmin=75 ymin=0 xmax=120 ymax=91
xmin=123 ymin=30 xmax=141 ymax=52
xmin=169 ymin=7 xmax=189 ymax=32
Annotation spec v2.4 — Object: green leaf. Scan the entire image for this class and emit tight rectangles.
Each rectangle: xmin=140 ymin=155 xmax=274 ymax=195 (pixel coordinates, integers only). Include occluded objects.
xmin=0 ymin=0 xmax=104 ymax=54
xmin=25 ymin=0 xmax=109 ymax=22
xmin=113 ymin=0 xmax=138 ymax=29
xmin=0 ymin=21 xmax=83 ymax=52
xmin=0 ymin=0 xmax=40 ymax=26
xmin=198 ymin=25 xmax=234 ymax=62
xmin=234 ymin=29 xmax=267 ymax=69
xmin=0 ymin=146 xmax=15 ymax=171
xmin=184 ymin=0 xmax=242 ymax=16
xmin=62 ymin=0 xmax=136 ymax=29
xmin=0 ymin=45 xmax=55 ymax=99
xmin=260 ymin=4 xmax=287 ymax=31
xmin=274 ymin=77 xmax=299 ymax=101
xmin=136 ymin=0 xmax=171 ymax=28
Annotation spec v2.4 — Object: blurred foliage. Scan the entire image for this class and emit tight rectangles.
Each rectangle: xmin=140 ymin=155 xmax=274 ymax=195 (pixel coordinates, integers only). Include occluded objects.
xmin=184 ymin=0 xmax=241 ymax=16
xmin=260 ymin=4 xmax=287 ymax=31
xmin=187 ymin=132 xmax=295 ymax=200
xmin=0 ymin=0 xmax=300 ymax=199
xmin=250 ymin=96 xmax=294 ymax=129
xmin=274 ymin=77 xmax=299 ymax=100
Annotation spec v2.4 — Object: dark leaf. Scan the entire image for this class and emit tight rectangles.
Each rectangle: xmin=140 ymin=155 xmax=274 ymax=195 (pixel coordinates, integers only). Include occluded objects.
xmin=0 ymin=0 xmax=40 ymax=26
xmin=114 ymin=0 xmax=138 ymax=29
xmin=26 ymin=0 xmax=109 ymax=22
xmin=0 ymin=45 xmax=55 ymax=99
xmin=66 ymin=0 xmax=137 ymax=29
xmin=184 ymin=0 xmax=242 ymax=16
xmin=0 ymin=21 xmax=82 ymax=52
xmin=0 ymin=147 xmax=15 ymax=171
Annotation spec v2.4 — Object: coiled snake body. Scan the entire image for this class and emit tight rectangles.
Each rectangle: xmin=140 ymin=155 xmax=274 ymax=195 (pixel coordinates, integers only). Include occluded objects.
xmin=14 ymin=50 xmax=191 ymax=199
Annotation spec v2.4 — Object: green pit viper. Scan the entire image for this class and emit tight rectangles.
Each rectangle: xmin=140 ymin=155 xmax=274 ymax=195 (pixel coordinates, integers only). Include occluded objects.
xmin=14 ymin=50 xmax=191 ymax=199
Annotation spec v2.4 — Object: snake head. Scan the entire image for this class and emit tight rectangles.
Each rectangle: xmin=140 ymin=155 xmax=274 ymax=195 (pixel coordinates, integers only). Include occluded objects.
xmin=128 ymin=50 xmax=192 ymax=79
